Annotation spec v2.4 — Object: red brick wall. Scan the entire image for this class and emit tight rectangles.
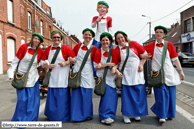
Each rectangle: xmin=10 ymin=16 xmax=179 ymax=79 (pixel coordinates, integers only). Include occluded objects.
xmin=181 ymin=6 xmax=194 ymax=33
xmin=0 ymin=0 xmax=7 ymax=22
xmin=0 ymin=0 xmax=79 ymax=73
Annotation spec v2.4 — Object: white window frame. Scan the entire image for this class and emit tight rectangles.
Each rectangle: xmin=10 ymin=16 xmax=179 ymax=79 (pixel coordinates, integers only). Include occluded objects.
xmin=7 ymin=38 xmax=15 ymax=63
xmin=28 ymin=12 xmax=31 ymax=30
xmin=21 ymin=39 xmax=25 ymax=45
xmin=37 ymin=0 xmax=42 ymax=7
xmin=46 ymin=9 xmax=49 ymax=14
xmin=40 ymin=20 xmax=43 ymax=35
xmin=7 ymin=0 xmax=13 ymax=23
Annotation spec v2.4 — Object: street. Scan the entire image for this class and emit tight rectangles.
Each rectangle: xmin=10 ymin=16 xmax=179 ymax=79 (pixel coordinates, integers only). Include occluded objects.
xmin=0 ymin=66 xmax=194 ymax=129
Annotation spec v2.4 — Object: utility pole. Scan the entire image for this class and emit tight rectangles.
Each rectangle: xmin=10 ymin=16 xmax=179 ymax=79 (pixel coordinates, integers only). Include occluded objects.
xmin=142 ymin=15 xmax=151 ymax=44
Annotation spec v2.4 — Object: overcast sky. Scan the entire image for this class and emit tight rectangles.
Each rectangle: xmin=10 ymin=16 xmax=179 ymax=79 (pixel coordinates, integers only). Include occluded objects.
xmin=45 ymin=0 xmax=194 ymax=44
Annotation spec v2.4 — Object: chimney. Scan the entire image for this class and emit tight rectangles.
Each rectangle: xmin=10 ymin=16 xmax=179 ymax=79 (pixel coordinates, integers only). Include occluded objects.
xmin=175 ymin=22 xmax=179 ymax=28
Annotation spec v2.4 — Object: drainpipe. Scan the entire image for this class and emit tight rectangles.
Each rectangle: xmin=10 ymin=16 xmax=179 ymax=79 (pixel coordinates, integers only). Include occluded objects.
xmin=180 ymin=12 xmax=182 ymax=52
xmin=34 ymin=4 xmax=36 ymax=32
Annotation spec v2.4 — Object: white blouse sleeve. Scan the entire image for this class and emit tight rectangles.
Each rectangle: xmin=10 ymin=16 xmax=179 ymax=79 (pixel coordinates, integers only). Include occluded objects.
xmin=7 ymin=57 xmax=20 ymax=79
xmin=91 ymin=22 xmax=97 ymax=28
xmin=93 ymin=62 xmax=98 ymax=68
xmin=108 ymin=27 xmax=113 ymax=36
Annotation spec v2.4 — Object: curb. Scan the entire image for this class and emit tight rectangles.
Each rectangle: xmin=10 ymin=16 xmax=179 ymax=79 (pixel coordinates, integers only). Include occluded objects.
xmin=182 ymin=81 xmax=194 ymax=87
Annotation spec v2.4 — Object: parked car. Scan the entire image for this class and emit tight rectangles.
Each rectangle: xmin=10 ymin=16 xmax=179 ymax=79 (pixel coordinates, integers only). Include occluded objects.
xmin=179 ymin=52 xmax=194 ymax=66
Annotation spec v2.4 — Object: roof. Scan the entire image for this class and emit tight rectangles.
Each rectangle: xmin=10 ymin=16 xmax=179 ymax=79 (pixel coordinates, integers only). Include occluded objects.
xmin=165 ymin=24 xmax=181 ymax=44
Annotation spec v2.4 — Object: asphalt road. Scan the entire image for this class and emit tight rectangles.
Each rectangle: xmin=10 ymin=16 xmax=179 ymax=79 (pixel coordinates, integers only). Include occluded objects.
xmin=181 ymin=66 xmax=194 ymax=83
xmin=0 ymin=70 xmax=194 ymax=129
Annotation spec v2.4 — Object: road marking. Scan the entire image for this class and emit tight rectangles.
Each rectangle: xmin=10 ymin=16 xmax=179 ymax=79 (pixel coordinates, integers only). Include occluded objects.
xmin=188 ymin=70 xmax=194 ymax=72
xmin=0 ymin=79 xmax=9 ymax=83
xmin=176 ymin=105 xmax=194 ymax=124
xmin=39 ymin=102 xmax=46 ymax=115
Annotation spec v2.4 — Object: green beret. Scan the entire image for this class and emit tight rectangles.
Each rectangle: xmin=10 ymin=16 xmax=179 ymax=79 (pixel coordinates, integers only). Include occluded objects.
xmin=154 ymin=25 xmax=168 ymax=34
xmin=51 ymin=30 xmax=63 ymax=40
xmin=32 ymin=32 xmax=44 ymax=43
xmin=100 ymin=32 xmax=113 ymax=42
xmin=82 ymin=28 xmax=95 ymax=37
xmin=98 ymin=1 xmax=109 ymax=8
xmin=114 ymin=31 xmax=128 ymax=38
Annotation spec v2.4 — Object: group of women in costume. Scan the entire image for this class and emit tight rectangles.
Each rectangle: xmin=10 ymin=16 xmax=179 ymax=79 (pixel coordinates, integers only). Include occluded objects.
xmin=7 ymin=0 xmax=185 ymax=127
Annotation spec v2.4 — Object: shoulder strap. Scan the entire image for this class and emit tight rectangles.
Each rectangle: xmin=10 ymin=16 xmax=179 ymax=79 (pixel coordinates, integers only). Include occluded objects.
xmin=161 ymin=41 xmax=168 ymax=68
xmin=49 ymin=44 xmax=62 ymax=72
xmin=79 ymin=45 xmax=93 ymax=71
xmin=26 ymin=47 xmax=39 ymax=73
xmin=103 ymin=48 xmax=111 ymax=78
xmin=121 ymin=42 xmax=130 ymax=73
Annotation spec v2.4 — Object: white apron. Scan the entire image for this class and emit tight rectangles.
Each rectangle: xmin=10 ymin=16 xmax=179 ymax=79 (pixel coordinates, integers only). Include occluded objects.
xmin=18 ymin=49 xmax=39 ymax=87
xmin=73 ymin=47 xmax=95 ymax=89
xmin=152 ymin=46 xmax=181 ymax=86
xmin=96 ymin=49 xmax=117 ymax=88
xmin=47 ymin=47 xmax=69 ymax=88
xmin=119 ymin=48 xmax=145 ymax=86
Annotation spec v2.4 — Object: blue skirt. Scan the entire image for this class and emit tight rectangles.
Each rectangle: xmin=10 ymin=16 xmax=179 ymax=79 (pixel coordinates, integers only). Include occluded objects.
xmin=70 ymin=87 xmax=93 ymax=121
xmin=44 ymin=87 xmax=70 ymax=122
xmin=121 ymin=84 xmax=148 ymax=117
xmin=99 ymin=84 xmax=118 ymax=120
xmin=11 ymin=81 xmax=40 ymax=122
xmin=151 ymin=85 xmax=176 ymax=119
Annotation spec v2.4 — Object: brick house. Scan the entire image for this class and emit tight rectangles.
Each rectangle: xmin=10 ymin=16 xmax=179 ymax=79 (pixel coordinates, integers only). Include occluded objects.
xmin=0 ymin=0 xmax=79 ymax=74
xmin=180 ymin=5 xmax=194 ymax=54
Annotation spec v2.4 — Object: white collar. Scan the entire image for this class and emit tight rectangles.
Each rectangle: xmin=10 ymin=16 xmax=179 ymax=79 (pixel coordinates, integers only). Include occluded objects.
xmin=98 ymin=15 xmax=107 ymax=19
xmin=51 ymin=43 xmax=62 ymax=48
xmin=101 ymin=47 xmax=109 ymax=54
xmin=118 ymin=42 xmax=129 ymax=49
xmin=155 ymin=40 xmax=164 ymax=46
xmin=27 ymin=45 xmax=37 ymax=50
xmin=81 ymin=41 xmax=92 ymax=49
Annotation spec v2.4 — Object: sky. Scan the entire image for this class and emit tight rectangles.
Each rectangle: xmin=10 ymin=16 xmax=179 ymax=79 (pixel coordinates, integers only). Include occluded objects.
xmin=45 ymin=0 xmax=194 ymax=45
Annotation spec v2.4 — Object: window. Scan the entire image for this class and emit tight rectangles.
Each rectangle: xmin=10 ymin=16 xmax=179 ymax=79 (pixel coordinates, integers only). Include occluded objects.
xmin=46 ymin=9 xmax=49 ymax=14
xmin=49 ymin=26 xmax=51 ymax=39
xmin=21 ymin=39 xmax=25 ymax=45
xmin=28 ymin=12 xmax=31 ymax=30
xmin=7 ymin=0 xmax=13 ymax=23
xmin=193 ymin=17 xmax=194 ymax=31
xmin=7 ymin=38 xmax=15 ymax=63
xmin=184 ymin=18 xmax=191 ymax=33
xmin=37 ymin=0 xmax=42 ymax=7
xmin=40 ymin=20 xmax=43 ymax=35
